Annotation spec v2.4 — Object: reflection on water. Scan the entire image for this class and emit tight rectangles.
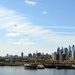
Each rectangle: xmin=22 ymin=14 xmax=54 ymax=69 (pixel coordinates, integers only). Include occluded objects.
xmin=0 ymin=66 xmax=75 ymax=75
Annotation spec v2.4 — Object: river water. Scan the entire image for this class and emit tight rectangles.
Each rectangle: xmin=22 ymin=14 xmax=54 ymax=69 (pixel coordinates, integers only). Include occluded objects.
xmin=0 ymin=66 xmax=75 ymax=75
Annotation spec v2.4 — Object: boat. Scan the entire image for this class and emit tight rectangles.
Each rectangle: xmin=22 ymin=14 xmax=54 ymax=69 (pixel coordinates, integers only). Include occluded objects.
xmin=45 ymin=65 xmax=56 ymax=68
xmin=37 ymin=65 xmax=44 ymax=69
xmin=24 ymin=64 xmax=37 ymax=69
xmin=56 ymin=65 xmax=70 ymax=69
xmin=72 ymin=64 xmax=75 ymax=67
xmin=56 ymin=65 xmax=75 ymax=69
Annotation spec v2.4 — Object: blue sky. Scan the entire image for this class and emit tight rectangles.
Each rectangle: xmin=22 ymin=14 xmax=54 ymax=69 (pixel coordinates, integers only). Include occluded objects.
xmin=0 ymin=0 xmax=75 ymax=56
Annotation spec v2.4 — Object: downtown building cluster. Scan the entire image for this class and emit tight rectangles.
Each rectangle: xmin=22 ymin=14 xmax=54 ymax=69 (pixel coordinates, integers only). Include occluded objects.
xmin=52 ymin=45 xmax=75 ymax=60
xmin=4 ymin=51 xmax=52 ymax=60
xmin=4 ymin=45 xmax=75 ymax=61
xmin=5 ymin=52 xmax=24 ymax=59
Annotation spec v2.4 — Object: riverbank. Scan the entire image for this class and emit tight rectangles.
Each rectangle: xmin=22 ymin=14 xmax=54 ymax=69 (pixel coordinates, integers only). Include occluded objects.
xmin=0 ymin=62 xmax=75 ymax=70
xmin=0 ymin=62 xmax=24 ymax=66
xmin=0 ymin=59 xmax=75 ymax=69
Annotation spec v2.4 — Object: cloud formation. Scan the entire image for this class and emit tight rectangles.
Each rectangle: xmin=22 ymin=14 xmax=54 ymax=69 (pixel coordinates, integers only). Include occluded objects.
xmin=42 ymin=11 xmax=47 ymax=14
xmin=0 ymin=7 xmax=75 ymax=49
xmin=6 ymin=33 xmax=20 ymax=37
xmin=25 ymin=0 xmax=37 ymax=5
xmin=10 ymin=39 xmax=34 ymax=45
xmin=42 ymin=26 xmax=75 ymax=29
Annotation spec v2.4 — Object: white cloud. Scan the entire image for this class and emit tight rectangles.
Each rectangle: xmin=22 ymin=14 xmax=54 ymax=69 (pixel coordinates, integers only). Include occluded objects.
xmin=41 ymin=26 xmax=75 ymax=29
xmin=0 ymin=7 xmax=75 ymax=51
xmin=11 ymin=39 xmax=34 ymax=45
xmin=42 ymin=11 xmax=47 ymax=14
xmin=31 ymin=26 xmax=75 ymax=29
xmin=6 ymin=33 xmax=20 ymax=37
xmin=25 ymin=0 xmax=37 ymax=5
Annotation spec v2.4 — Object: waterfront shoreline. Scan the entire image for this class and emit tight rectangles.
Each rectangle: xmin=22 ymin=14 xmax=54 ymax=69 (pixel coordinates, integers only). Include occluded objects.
xmin=0 ymin=62 xmax=75 ymax=70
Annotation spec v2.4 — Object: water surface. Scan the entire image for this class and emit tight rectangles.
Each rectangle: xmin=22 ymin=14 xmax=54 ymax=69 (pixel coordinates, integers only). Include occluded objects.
xmin=0 ymin=66 xmax=75 ymax=75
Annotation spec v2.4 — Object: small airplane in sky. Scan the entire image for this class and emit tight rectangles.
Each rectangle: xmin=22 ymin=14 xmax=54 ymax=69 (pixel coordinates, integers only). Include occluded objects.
xmin=15 ymin=25 xmax=17 ymax=27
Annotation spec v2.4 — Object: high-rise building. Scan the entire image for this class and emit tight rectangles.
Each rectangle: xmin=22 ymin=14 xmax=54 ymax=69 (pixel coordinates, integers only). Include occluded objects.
xmin=69 ymin=45 xmax=72 ymax=57
xmin=63 ymin=48 xmax=68 ymax=59
xmin=52 ymin=52 xmax=57 ymax=60
xmin=59 ymin=50 xmax=62 ymax=57
xmin=61 ymin=54 xmax=66 ymax=60
xmin=57 ymin=47 xmax=60 ymax=54
xmin=61 ymin=47 xmax=64 ymax=54
xmin=28 ymin=53 xmax=32 ymax=58
xmin=57 ymin=47 xmax=60 ymax=59
xmin=21 ymin=52 xmax=24 ymax=58
xmin=72 ymin=45 xmax=75 ymax=51
xmin=37 ymin=52 xmax=41 ymax=57
xmin=36 ymin=51 xmax=38 ymax=57
xmin=72 ymin=51 xmax=75 ymax=60
xmin=33 ymin=53 xmax=36 ymax=58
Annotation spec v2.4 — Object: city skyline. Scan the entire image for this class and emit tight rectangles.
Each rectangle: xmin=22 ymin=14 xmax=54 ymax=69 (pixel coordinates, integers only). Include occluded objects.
xmin=3 ymin=44 xmax=75 ymax=61
xmin=0 ymin=0 xmax=75 ymax=56
xmin=1 ymin=44 xmax=75 ymax=59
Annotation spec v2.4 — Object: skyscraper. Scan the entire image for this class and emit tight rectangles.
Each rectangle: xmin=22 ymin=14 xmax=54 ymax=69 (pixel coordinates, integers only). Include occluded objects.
xmin=57 ymin=47 xmax=60 ymax=54
xmin=72 ymin=45 xmax=75 ymax=51
xmin=57 ymin=47 xmax=60 ymax=60
xmin=61 ymin=47 xmax=63 ymax=54
xmin=21 ymin=52 xmax=24 ymax=58
xmin=72 ymin=50 xmax=75 ymax=60
xmin=52 ymin=52 xmax=57 ymax=60
xmin=63 ymin=48 xmax=68 ymax=59
xmin=69 ymin=45 xmax=72 ymax=57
